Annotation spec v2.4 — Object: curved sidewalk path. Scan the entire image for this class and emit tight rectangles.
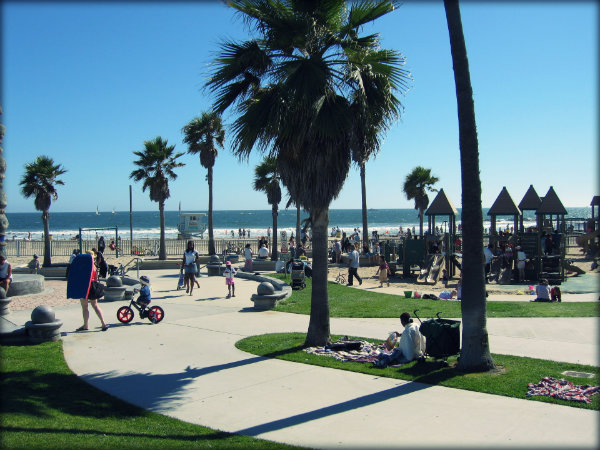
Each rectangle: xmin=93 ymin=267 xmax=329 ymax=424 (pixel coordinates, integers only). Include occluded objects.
xmin=6 ymin=269 xmax=599 ymax=449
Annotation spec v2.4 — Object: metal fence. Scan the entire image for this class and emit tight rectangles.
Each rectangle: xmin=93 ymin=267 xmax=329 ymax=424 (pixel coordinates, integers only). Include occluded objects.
xmin=3 ymin=238 xmax=271 ymax=258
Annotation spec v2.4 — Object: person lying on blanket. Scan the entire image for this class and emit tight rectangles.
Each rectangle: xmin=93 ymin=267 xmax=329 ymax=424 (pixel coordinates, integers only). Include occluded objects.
xmin=375 ymin=312 xmax=426 ymax=367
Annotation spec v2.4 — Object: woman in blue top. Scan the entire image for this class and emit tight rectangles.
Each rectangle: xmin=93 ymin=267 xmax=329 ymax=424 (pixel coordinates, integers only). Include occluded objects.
xmin=182 ymin=240 xmax=199 ymax=295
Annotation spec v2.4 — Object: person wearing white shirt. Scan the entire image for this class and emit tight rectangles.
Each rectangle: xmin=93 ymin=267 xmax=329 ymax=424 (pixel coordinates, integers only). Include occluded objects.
xmin=532 ymin=279 xmax=551 ymax=302
xmin=243 ymin=244 xmax=253 ymax=272
xmin=516 ymin=246 xmax=527 ymax=282
xmin=483 ymin=244 xmax=495 ymax=282
xmin=374 ymin=312 xmax=426 ymax=367
xmin=258 ymin=244 xmax=270 ymax=259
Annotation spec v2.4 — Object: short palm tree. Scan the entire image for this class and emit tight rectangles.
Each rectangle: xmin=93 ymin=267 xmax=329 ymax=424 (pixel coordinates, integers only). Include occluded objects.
xmin=182 ymin=112 xmax=225 ymax=256
xmin=207 ymin=0 xmax=407 ymax=346
xmin=350 ymin=63 xmax=407 ymax=244
xmin=444 ymin=0 xmax=494 ymax=372
xmin=19 ymin=156 xmax=67 ymax=267
xmin=130 ymin=137 xmax=185 ymax=260
xmin=253 ymin=156 xmax=281 ymax=260
xmin=403 ymin=166 xmax=439 ymax=237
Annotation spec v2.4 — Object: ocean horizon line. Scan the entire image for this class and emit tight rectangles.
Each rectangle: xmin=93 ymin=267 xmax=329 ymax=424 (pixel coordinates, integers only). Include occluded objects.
xmin=6 ymin=205 xmax=596 ymax=214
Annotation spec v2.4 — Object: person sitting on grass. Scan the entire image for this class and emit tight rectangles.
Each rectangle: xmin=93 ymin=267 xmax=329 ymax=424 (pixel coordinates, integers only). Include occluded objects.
xmin=531 ymin=279 xmax=551 ymax=302
xmin=374 ymin=312 xmax=426 ymax=368
xmin=551 ymin=285 xmax=562 ymax=303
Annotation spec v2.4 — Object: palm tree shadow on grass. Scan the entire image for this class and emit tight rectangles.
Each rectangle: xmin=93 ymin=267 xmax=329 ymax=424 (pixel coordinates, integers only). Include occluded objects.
xmin=396 ymin=358 xmax=462 ymax=385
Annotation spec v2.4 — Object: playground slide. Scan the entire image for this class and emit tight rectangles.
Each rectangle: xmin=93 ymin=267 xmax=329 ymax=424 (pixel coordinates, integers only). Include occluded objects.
xmin=417 ymin=255 xmax=434 ymax=283
xmin=426 ymin=254 xmax=445 ymax=285
xmin=450 ymin=253 xmax=462 ymax=271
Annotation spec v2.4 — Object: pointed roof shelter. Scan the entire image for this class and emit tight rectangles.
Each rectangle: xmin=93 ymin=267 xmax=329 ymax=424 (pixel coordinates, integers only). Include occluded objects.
xmin=518 ymin=185 xmax=542 ymax=211
xmin=487 ymin=187 xmax=520 ymax=244
xmin=536 ymin=186 xmax=567 ymax=233
xmin=488 ymin=187 xmax=521 ymax=216
xmin=424 ymin=189 xmax=459 ymax=276
xmin=518 ymin=185 xmax=542 ymax=233
xmin=425 ymin=188 xmax=458 ymax=216
xmin=536 ymin=186 xmax=567 ymax=215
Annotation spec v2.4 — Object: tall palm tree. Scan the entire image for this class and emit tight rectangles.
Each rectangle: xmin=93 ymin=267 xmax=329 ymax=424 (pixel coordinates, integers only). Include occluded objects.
xmin=130 ymin=137 xmax=185 ymax=260
xmin=444 ymin=0 xmax=494 ymax=372
xmin=182 ymin=112 xmax=225 ymax=256
xmin=207 ymin=0 xmax=408 ymax=346
xmin=350 ymin=63 xmax=406 ymax=245
xmin=253 ymin=156 xmax=281 ymax=260
xmin=19 ymin=156 xmax=67 ymax=267
xmin=403 ymin=166 xmax=439 ymax=237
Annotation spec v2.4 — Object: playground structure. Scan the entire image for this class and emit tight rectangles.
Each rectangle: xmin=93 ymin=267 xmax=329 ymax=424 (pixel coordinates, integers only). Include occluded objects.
xmin=383 ymin=187 xmax=598 ymax=286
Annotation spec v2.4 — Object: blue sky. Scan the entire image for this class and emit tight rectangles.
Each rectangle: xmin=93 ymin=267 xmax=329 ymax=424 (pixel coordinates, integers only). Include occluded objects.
xmin=2 ymin=0 xmax=598 ymax=213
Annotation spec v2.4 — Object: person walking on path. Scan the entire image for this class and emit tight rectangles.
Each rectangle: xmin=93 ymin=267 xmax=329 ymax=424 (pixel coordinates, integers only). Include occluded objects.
xmin=76 ymin=253 xmax=108 ymax=332
xmin=347 ymin=242 xmax=362 ymax=286
xmin=182 ymin=240 xmax=200 ymax=295
xmin=223 ymin=260 xmax=237 ymax=298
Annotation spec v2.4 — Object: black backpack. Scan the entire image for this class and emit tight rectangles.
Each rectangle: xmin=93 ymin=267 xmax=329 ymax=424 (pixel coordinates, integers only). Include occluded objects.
xmin=88 ymin=281 xmax=105 ymax=300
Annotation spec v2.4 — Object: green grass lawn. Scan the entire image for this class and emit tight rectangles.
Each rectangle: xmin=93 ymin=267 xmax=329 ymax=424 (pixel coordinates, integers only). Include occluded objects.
xmin=0 ymin=342 xmax=305 ymax=450
xmin=236 ymin=332 xmax=600 ymax=411
xmin=271 ymin=274 xmax=600 ymax=318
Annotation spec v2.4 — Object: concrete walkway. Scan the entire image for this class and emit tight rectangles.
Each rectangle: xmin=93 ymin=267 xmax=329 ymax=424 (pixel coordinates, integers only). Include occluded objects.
xmin=5 ymin=269 xmax=599 ymax=449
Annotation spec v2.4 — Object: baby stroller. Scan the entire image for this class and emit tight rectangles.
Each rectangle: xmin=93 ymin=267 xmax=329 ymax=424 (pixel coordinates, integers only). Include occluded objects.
xmin=290 ymin=259 xmax=306 ymax=290
xmin=413 ymin=309 xmax=461 ymax=366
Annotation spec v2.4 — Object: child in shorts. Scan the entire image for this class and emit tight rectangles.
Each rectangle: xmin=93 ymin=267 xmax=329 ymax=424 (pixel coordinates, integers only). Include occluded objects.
xmin=223 ymin=261 xmax=237 ymax=298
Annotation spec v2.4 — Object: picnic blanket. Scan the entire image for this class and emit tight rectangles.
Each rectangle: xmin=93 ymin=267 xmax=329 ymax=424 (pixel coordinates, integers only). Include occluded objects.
xmin=526 ymin=377 xmax=600 ymax=404
xmin=303 ymin=338 xmax=391 ymax=363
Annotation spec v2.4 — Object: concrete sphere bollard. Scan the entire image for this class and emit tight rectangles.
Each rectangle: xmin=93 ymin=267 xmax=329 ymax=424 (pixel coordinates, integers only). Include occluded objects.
xmin=25 ymin=305 xmax=63 ymax=343
xmin=257 ymin=281 xmax=275 ymax=296
xmin=104 ymin=276 xmax=125 ymax=301
xmin=106 ymin=275 xmax=123 ymax=287
xmin=31 ymin=305 xmax=56 ymax=323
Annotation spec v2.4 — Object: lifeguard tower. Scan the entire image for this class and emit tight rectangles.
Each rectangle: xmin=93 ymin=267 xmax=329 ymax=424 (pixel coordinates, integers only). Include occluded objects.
xmin=177 ymin=213 xmax=207 ymax=240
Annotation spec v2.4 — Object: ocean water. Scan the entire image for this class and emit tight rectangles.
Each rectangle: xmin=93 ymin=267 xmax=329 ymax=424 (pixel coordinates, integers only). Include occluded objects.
xmin=4 ymin=207 xmax=592 ymax=240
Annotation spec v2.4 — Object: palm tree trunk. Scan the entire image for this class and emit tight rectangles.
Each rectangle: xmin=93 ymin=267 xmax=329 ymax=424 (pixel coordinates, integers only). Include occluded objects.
xmin=419 ymin=208 xmax=424 ymax=237
xmin=444 ymin=0 xmax=494 ymax=372
xmin=42 ymin=211 xmax=51 ymax=267
xmin=305 ymin=206 xmax=330 ymax=347
xmin=208 ymin=166 xmax=215 ymax=255
xmin=271 ymin=204 xmax=279 ymax=261
xmin=360 ymin=163 xmax=369 ymax=244
xmin=296 ymin=203 xmax=301 ymax=246
xmin=159 ymin=201 xmax=166 ymax=260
